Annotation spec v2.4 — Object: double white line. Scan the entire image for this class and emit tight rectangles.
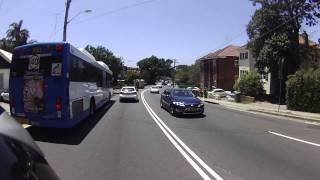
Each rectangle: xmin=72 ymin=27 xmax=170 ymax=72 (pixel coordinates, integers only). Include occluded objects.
xmin=141 ymin=90 xmax=223 ymax=180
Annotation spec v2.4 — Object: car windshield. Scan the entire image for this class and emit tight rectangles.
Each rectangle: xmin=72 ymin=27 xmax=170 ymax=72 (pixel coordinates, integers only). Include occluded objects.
xmin=214 ymin=90 xmax=224 ymax=93
xmin=122 ymin=88 xmax=135 ymax=92
xmin=173 ymin=89 xmax=194 ymax=97
xmin=152 ymin=86 xmax=159 ymax=89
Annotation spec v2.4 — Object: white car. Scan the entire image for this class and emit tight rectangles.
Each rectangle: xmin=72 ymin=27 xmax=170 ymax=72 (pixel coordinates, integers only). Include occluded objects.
xmin=156 ymin=83 xmax=163 ymax=88
xmin=1 ymin=91 xmax=9 ymax=102
xmin=150 ymin=86 xmax=160 ymax=93
xmin=210 ymin=88 xmax=227 ymax=99
xmin=119 ymin=86 xmax=139 ymax=102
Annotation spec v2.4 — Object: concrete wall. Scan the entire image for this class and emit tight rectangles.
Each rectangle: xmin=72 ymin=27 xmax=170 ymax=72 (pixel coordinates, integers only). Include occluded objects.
xmin=0 ymin=69 xmax=10 ymax=91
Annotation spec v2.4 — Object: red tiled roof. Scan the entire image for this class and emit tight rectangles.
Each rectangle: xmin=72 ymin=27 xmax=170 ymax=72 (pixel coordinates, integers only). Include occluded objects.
xmin=200 ymin=45 xmax=240 ymax=60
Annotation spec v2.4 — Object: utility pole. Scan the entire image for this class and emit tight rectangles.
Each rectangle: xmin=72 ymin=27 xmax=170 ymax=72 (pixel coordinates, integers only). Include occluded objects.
xmin=63 ymin=0 xmax=72 ymax=41
xmin=278 ymin=58 xmax=284 ymax=112
xmin=172 ymin=59 xmax=176 ymax=88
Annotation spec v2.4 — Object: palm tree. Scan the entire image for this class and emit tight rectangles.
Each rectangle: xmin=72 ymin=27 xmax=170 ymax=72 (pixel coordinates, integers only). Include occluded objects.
xmin=6 ymin=20 xmax=29 ymax=46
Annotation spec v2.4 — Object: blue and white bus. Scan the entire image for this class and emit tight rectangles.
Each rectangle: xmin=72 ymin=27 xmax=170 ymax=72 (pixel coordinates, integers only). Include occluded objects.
xmin=9 ymin=42 xmax=113 ymax=128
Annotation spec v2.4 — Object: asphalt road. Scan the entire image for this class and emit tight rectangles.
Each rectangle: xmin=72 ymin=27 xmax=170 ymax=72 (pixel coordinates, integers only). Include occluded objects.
xmin=25 ymin=88 xmax=320 ymax=180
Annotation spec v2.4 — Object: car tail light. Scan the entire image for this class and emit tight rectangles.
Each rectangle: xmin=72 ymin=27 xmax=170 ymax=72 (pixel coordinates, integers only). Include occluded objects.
xmin=55 ymin=97 xmax=61 ymax=111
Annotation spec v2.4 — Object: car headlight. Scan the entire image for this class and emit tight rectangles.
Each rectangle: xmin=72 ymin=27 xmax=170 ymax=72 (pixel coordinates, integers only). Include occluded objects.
xmin=198 ymin=103 xmax=204 ymax=107
xmin=173 ymin=102 xmax=185 ymax=107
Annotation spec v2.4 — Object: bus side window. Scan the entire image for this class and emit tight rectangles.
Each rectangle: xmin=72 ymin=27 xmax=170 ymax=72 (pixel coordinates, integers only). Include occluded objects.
xmin=69 ymin=56 xmax=78 ymax=81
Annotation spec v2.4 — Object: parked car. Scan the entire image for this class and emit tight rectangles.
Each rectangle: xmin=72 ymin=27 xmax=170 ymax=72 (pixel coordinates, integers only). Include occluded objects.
xmin=208 ymin=88 xmax=227 ymax=99
xmin=119 ymin=86 xmax=139 ymax=102
xmin=160 ymin=88 xmax=204 ymax=116
xmin=187 ymin=87 xmax=201 ymax=96
xmin=156 ymin=83 xmax=163 ymax=88
xmin=150 ymin=86 xmax=160 ymax=93
xmin=1 ymin=91 xmax=9 ymax=102
xmin=0 ymin=107 xmax=60 ymax=180
xmin=187 ymin=87 xmax=200 ymax=91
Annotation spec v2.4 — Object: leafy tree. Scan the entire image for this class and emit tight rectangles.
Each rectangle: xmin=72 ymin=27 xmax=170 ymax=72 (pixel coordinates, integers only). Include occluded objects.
xmin=137 ymin=56 xmax=173 ymax=84
xmin=85 ymin=45 xmax=124 ymax=85
xmin=0 ymin=20 xmax=33 ymax=52
xmin=175 ymin=65 xmax=190 ymax=85
xmin=234 ymin=71 xmax=264 ymax=97
xmin=286 ymin=68 xmax=320 ymax=113
xmin=175 ymin=60 xmax=201 ymax=87
xmin=247 ymin=0 xmax=320 ymax=94
xmin=189 ymin=60 xmax=201 ymax=86
xmin=0 ymin=38 xmax=13 ymax=52
xmin=125 ymin=71 xmax=140 ymax=85
xmin=6 ymin=20 xmax=29 ymax=46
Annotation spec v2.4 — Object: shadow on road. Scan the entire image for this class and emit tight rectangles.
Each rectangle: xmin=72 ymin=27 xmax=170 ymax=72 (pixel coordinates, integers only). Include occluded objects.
xmin=178 ymin=114 xmax=207 ymax=119
xmin=119 ymin=100 xmax=139 ymax=103
xmin=27 ymin=101 xmax=115 ymax=145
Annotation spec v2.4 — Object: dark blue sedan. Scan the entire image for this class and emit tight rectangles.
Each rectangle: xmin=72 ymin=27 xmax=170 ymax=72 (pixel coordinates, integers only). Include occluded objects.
xmin=160 ymin=88 xmax=204 ymax=116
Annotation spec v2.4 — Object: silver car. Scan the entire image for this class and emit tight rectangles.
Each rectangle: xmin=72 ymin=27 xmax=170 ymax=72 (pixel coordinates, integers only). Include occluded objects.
xmin=119 ymin=86 xmax=139 ymax=102
xmin=150 ymin=86 xmax=160 ymax=93
xmin=211 ymin=88 xmax=227 ymax=99
xmin=1 ymin=91 xmax=9 ymax=102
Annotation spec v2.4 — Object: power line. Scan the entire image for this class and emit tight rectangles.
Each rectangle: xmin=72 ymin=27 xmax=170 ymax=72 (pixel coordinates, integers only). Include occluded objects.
xmin=72 ymin=0 xmax=157 ymax=25
xmin=0 ymin=0 xmax=3 ymax=12
xmin=50 ymin=0 xmax=158 ymax=37
xmin=50 ymin=13 xmax=62 ymax=40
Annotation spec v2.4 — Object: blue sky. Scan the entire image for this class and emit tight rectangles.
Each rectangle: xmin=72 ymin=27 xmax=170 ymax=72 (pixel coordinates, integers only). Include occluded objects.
xmin=0 ymin=0 xmax=319 ymax=67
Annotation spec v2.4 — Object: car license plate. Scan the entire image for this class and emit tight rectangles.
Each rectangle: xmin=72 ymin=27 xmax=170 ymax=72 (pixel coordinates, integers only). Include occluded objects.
xmin=15 ymin=117 xmax=29 ymax=125
xmin=187 ymin=107 xmax=198 ymax=112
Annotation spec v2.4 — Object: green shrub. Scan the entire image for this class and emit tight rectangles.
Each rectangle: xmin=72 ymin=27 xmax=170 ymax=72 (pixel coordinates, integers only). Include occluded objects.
xmin=286 ymin=68 xmax=320 ymax=113
xmin=234 ymin=71 xmax=263 ymax=97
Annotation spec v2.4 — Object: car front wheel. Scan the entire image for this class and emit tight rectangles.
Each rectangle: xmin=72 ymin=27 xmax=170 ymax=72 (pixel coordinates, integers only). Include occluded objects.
xmin=170 ymin=105 xmax=176 ymax=116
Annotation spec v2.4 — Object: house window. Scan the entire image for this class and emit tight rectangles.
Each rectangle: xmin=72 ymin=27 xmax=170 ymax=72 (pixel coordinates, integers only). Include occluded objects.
xmin=240 ymin=70 xmax=249 ymax=77
xmin=261 ymin=73 xmax=269 ymax=81
xmin=240 ymin=52 xmax=249 ymax=60
xmin=240 ymin=53 xmax=244 ymax=60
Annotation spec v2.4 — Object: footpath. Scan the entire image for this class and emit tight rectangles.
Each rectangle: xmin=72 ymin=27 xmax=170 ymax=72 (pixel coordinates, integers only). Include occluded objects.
xmin=203 ymin=98 xmax=320 ymax=123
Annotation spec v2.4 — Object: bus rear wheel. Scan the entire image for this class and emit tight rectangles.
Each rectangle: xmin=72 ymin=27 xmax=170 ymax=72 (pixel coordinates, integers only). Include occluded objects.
xmin=89 ymin=99 xmax=96 ymax=116
xmin=108 ymin=93 xmax=111 ymax=103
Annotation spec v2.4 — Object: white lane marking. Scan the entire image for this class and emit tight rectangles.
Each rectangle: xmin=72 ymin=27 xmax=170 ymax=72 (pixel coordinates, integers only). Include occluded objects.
xmin=23 ymin=124 xmax=32 ymax=129
xmin=141 ymin=90 xmax=223 ymax=180
xmin=268 ymin=131 xmax=320 ymax=147
xmin=141 ymin=94 xmax=210 ymax=180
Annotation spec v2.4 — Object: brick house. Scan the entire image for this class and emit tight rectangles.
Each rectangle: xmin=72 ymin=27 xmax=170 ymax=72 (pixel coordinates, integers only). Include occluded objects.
xmin=199 ymin=45 xmax=240 ymax=91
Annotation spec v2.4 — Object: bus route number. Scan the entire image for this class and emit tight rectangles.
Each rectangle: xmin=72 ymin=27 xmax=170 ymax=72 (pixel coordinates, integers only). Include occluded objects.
xmin=28 ymin=55 xmax=40 ymax=71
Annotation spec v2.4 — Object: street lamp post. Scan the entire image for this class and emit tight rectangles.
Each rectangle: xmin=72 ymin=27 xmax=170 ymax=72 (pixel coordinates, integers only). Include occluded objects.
xmin=62 ymin=0 xmax=92 ymax=41
xmin=278 ymin=58 xmax=284 ymax=112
